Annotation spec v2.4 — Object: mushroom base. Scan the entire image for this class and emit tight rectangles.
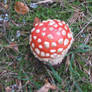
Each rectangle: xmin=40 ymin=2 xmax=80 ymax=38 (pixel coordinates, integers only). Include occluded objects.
xmin=31 ymin=38 xmax=74 ymax=65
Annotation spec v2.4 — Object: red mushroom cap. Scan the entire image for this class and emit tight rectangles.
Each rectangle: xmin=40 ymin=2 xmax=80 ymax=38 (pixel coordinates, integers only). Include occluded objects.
xmin=29 ymin=19 xmax=74 ymax=65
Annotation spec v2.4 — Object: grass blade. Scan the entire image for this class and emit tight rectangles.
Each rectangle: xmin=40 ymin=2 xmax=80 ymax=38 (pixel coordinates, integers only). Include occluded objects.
xmin=49 ymin=64 xmax=62 ymax=84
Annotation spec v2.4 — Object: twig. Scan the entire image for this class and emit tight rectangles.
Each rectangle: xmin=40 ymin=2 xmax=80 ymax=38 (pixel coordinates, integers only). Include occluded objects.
xmin=35 ymin=0 xmax=62 ymax=4
xmin=84 ymin=34 xmax=91 ymax=44
xmin=2 ymin=20 xmax=6 ymax=34
xmin=75 ymin=17 xmax=92 ymax=38
xmin=36 ymin=0 xmax=53 ymax=4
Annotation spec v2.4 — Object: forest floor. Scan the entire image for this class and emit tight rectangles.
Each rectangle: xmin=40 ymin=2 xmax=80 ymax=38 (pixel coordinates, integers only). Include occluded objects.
xmin=0 ymin=0 xmax=92 ymax=92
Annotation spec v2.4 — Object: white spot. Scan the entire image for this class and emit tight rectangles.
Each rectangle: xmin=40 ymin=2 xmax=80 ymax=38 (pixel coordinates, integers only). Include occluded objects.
xmin=52 ymin=53 xmax=57 ymax=57
xmin=67 ymin=24 xmax=69 ymax=27
xmin=50 ymin=49 xmax=56 ymax=53
xmin=56 ymin=32 xmax=61 ymax=35
xmin=35 ymin=48 xmax=40 ymax=54
xmin=51 ymin=54 xmax=54 ymax=58
xmin=41 ymin=51 xmax=45 ymax=56
xmin=39 ymin=23 xmax=43 ymax=26
xmin=38 ymin=38 xmax=42 ymax=43
xmin=64 ymin=39 xmax=69 ymax=46
xmin=44 ymin=41 xmax=50 ymax=48
xmin=58 ymin=22 xmax=63 ymax=26
xmin=33 ymin=36 xmax=37 ymax=40
xmin=62 ymin=30 xmax=66 ymax=36
xmin=58 ymin=27 xmax=63 ymax=31
xmin=47 ymin=19 xmax=52 ymax=21
xmin=54 ymin=24 xmax=58 ymax=27
xmin=46 ymin=53 xmax=50 ymax=57
xmin=49 ymin=21 xmax=55 ymax=25
xmin=35 ymin=23 xmax=38 ymax=26
xmin=57 ymin=20 xmax=61 ymax=22
xmin=42 ymin=32 xmax=46 ymax=36
xmin=31 ymin=28 xmax=35 ymax=32
xmin=47 ymin=34 xmax=53 ymax=39
xmin=57 ymin=48 xmax=63 ymax=52
xmin=68 ymin=33 xmax=72 ymax=38
xmin=58 ymin=38 xmax=63 ymax=44
xmin=69 ymin=28 xmax=71 ymax=31
xmin=36 ymin=29 xmax=40 ymax=33
xmin=30 ymin=35 xmax=32 ymax=42
xmin=30 ymin=35 xmax=32 ymax=38
xmin=54 ymin=29 xmax=57 ymax=31
xmin=62 ymin=21 xmax=65 ymax=24
xmin=32 ymin=43 xmax=35 ymax=48
xmin=51 ymin=54 xmax=57 ymax=58
xmin=64 ymin=25 xmax=68 ymax=30
xmin=39 ymin=45 xmax=43 ymax=49
xmin=42 ymin=27 xmax=46 ymax=31
xmin=49 ymin=27 xmax=54 ymax=31
xmin=49 ymin=22 xmax=54 ymax=25
xmin=43 ymin=21 xmax=47 ymax=23
xmin=57 ymin=55 xmax=60 ymax=57
xmin=51 ymin=42 xmax=57 ymax=47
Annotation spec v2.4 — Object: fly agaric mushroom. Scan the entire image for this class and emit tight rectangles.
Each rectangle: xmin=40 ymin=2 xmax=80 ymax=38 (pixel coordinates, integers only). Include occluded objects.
xmin=29 ymin=19 xmax=74 ymax=65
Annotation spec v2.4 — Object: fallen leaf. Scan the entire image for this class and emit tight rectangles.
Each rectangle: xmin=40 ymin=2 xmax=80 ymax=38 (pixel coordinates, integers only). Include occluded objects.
xmin=14 ymin=1 xmax=29 ymax=15
xmin=4 ymin=4 xmax=8 ymax=9
xmin=37 ymin=82 xmax=57 ymax=92
xmin=0 ymin=2 xmax=8 ymax=10
xmin=33 ymin=17 xmax=41 ymax=26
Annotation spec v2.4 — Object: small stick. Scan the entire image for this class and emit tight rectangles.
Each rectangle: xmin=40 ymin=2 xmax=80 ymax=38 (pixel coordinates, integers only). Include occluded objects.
xmin=75 ymin=17 xmax=92 ymax=38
